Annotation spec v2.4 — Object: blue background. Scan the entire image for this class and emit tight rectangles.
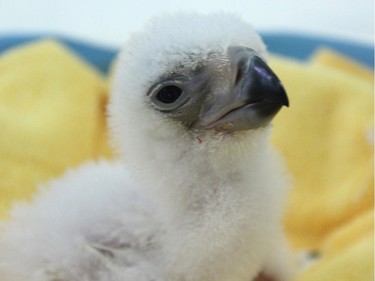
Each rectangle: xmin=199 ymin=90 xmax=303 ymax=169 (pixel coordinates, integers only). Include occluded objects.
xmin=0 ymin=34 xmax=373 ymax=74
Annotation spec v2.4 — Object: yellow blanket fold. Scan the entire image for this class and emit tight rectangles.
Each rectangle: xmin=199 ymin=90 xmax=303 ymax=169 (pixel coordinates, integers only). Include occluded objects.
xmin=296 ymin=210 xmax=374 ymax=281
xmin=270 ymin=50 xmax=374 ymax=250
xmin=0 ymin=41 xmax=373 ymax=281
xmin=0 ymin=40 xmax=112 ymax=219
xmin=269 ymin=49 xmax=373 ymax=281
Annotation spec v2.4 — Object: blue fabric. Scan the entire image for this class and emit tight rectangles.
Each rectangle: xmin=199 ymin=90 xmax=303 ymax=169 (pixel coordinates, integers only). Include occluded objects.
xmin=0 ymin=33 xmax=373 ymax=74
xmin=262 ymin=33 xmax=374 ymax=68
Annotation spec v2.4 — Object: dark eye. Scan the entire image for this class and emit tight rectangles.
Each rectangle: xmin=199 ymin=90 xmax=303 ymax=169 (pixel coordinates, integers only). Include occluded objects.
xmin=149 ymin=82 xmax=188 ymax=112
xmin=156 ymin=85 xmax=183 ymax=104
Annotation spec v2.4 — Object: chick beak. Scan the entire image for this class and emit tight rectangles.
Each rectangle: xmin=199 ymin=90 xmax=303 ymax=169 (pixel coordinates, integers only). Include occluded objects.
xmin=196 ymin=46 xmax=289 ymax=132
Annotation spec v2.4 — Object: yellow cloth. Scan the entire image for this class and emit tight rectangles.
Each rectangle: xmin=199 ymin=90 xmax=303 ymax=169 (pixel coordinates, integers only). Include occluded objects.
xmin=0 ymin=41 xmax=373 ymax=281
xmin=297 ymin=210 xmax=374 ymax=281
xmin=270 ymin=49 xmax=374 ymax=281
xmin=0 ymin=41 xmax=112 ymax=219
xmin=270 ymin=50 xmax=374 ymax=249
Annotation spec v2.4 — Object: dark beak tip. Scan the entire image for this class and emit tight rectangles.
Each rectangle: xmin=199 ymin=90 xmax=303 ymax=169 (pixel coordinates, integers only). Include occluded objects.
xmin=280 ymin=86 xmax=290 ymax=107
xmin=249 ymin=56 xmax=289 ymax=109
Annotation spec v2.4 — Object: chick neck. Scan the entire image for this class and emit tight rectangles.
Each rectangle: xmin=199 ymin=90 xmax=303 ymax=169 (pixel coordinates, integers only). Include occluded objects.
xmin=123 ymin=127 xmax=274 ymax=221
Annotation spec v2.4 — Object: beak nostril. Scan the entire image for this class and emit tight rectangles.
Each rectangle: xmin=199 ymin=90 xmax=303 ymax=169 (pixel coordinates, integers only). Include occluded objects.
xmin=234 ymin=67 xmax=243 ymax=85
xmin=234 ymin=57 xmax=250 ymax=86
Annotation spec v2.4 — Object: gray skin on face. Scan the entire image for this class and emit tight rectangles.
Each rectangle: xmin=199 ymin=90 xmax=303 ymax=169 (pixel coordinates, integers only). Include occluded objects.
xmin=148 ymin=46 xmax=289 ymax=133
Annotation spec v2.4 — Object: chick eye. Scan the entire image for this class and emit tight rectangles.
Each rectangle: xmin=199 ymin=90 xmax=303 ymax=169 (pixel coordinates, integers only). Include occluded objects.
xmin=149 ymin=82 xmax=188 ymax=112
xmin=156 ymin=85 xmax=183 ymax=104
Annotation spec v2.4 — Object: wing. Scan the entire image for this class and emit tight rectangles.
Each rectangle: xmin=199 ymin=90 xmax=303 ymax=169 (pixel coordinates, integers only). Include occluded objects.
xmin=0 ymin=161 xmax=162 ymax=281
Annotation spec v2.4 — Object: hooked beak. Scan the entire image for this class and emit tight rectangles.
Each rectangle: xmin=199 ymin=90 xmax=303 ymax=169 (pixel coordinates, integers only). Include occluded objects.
xmin=195 ymin=46 xmax=288 ymax=132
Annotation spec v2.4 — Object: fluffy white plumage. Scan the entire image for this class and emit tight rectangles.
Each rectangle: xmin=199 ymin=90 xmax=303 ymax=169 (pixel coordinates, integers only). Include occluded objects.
xmin=0 ymin=13 xmax=295 ymax=281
